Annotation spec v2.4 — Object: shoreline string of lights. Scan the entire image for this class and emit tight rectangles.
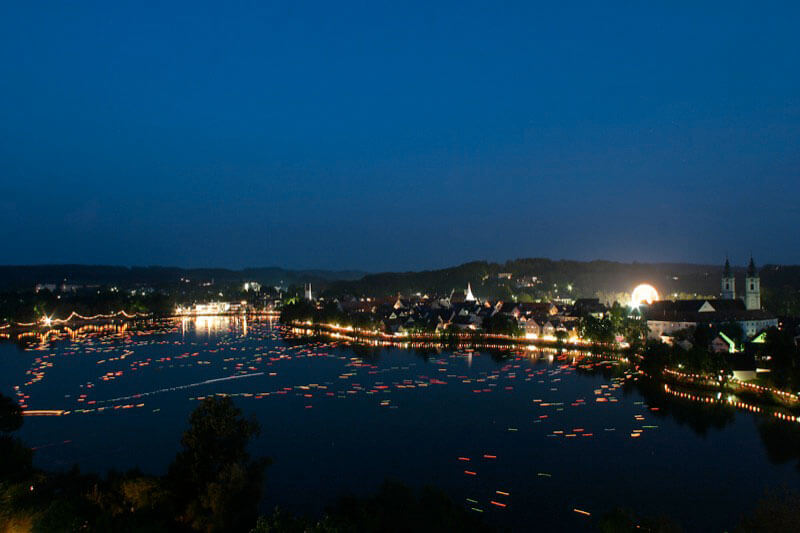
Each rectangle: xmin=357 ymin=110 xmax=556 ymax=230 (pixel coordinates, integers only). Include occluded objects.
xmin=0 ymin=310 xmax=151 ymax=330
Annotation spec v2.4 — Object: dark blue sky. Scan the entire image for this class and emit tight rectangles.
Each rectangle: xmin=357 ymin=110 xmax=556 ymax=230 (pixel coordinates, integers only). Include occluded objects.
xmin=2 ymin=2 xmax=798 ymax=271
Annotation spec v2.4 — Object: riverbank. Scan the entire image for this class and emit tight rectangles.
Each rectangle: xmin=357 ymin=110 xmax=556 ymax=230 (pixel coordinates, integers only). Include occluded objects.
xmin=3 ymin=315 xmax=800 ymax=532
xmin=291 ymin=319 xmax=800 ymax=423
xmin=0 ymin=310 xmax=152 ymax=332
xmin=288 ymin=320 xmax=597 ymax=349
xmin=0 ymin=310 xmax=281 ymax=334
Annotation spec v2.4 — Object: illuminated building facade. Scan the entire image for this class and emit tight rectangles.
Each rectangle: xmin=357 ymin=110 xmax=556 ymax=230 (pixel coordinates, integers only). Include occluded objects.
xmin=645 ymin=258 xmax=775 ymax=340
xmin=465 ymin=283 xmax=476 ymax=302
xmin=722 ymin=258 xmax=735 ymax=300
xmin=744 ymin=257 xmax=761 ymax=311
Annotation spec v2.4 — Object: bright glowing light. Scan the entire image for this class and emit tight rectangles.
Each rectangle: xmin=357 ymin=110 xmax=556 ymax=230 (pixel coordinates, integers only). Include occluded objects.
xmin=630 ymin=284 xmax=659 ymax=307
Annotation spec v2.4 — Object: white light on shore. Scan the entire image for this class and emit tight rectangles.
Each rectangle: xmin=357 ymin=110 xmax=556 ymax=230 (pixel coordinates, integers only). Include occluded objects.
xmin=630 ymin=284 xmax=659 ymax=307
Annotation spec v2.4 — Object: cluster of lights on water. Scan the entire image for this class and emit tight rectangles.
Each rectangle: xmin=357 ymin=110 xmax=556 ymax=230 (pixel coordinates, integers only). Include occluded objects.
xmin=2 ymin=316 xmax=799 ymax=531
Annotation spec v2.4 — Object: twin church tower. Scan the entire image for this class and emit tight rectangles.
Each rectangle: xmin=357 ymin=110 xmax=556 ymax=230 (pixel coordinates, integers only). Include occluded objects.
xmin=721 ymin=257 xmax=761 ymax=310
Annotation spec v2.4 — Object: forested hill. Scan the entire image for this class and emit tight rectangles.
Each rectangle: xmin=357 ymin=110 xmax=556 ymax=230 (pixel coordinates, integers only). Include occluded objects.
xmin=328 ymin=259 xmax=723 ymax=297
xmin=0 ymin=265 xmax=365 ymax=291
xmin=2 ymin=260 xmax=799 ymax=314
xmin=325 ymin=259 xmax=800 ymax=312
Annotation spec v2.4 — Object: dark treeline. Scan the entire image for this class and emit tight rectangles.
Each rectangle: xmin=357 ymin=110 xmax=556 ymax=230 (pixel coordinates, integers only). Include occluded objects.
xmin=323 ymin=258 xmax=736 ymax=296
xmin=1 ymin=395 xmax=266 ymax=532
xmin=0 ymin=265 xmax=364 ymax=292
xmin=4 ymin=390 xmax=800 ymax=531
xmin=0 ymin=393 xmax=490 ymax=533
xmin=0 ymin=290 xmax=174 ymax=324
xmin=3 ymin=259 xmax=800 ymax=318
xmin=323 ymin=259 xmax=800 ymax=315
xmin=0 ymin=265 xmax=362 ymax=324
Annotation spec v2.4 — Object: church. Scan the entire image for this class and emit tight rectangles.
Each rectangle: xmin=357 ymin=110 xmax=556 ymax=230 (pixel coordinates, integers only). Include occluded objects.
xmin=645 ymin=257 xmax=778 ymax=340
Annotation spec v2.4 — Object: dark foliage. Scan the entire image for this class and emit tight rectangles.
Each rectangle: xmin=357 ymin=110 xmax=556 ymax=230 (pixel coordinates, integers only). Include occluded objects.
xmin=0 ymin=393 xmax=32 ymax=481
xmin=0 ymin=265 xmax=364 ymax=292
xmin=0 ymin=394 xmax=23 ymax=433
xmin=0 ymin=396 xmax=268 ymax=533
xmin=251 ymin=481 xmax=492 ymax=533
xmin=482 ymin=313 xmax=522 ymax=336
xmin=169 ymin=396 xmax=269 ymax=533
xmin=597 ymin=507 xmax=682 ymax=532
xmin=736 ymin=489 xmax=800 ymax=532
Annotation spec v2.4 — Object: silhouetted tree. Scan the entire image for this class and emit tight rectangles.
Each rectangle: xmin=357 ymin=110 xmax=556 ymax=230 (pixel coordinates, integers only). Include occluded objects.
xmin=598 ymin=506 xmax=682 ymax=532
xmin=0 ymin=394 xmax=22 ymax=433
xmin=0 ymin=393 xmax=31 ymax=481
xmin=251 ymin=481 xmax=491 ymax=533
xmin=169 ymin=396 xmax=269 ymax=533
xmin=737 ymin=489 xmax=800 ymax=532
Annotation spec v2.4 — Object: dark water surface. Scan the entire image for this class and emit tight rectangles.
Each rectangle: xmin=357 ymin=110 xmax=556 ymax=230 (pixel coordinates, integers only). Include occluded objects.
xmin=2 ymin=317 xmax=799 ymax=531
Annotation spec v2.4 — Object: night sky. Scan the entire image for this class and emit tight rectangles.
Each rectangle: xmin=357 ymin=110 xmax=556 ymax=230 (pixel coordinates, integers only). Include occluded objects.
xmin=2 ymin=2 xmax=798 ymax=271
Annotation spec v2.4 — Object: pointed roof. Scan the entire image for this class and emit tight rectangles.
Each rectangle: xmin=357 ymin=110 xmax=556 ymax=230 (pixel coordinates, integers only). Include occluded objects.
xmin=723 ymin=257 xmax=732 ymax=278
xmin=465 ymin=282 xmax=476 ymax=302
xmin=747 ymin=256 xmax=758 ymax=277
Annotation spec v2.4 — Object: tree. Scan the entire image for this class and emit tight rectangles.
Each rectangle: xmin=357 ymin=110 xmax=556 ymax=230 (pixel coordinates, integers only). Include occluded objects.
xmin=554 ymin=330 xmax=568 ymax=353
xmin=279 ymin=300 xmax=316 ymax=324
xmin=0 ymin=393 xmax=31 ymax=480
xmin=579 ymin=316 xmax=614 ymax=345
xmin=720 ymin=321 xmax=745 ymax=345
xmin=0 ymin=393 xmax=23 ymax=433
xmin=169 ymin=396 xmax=270 ymax=533
xmin=737 ymin=489 xmax=800 ymax=532
xmin=598 ymin=507 xmax=682 ymax=532
xmin=640 ymin=340 xmax=672 ymax=375
xmin=482 ymin=314 xmax=522 ymax=337
xmin=317 ymin=481 xmax=490 ymax=533
xmin=250 ymin=507 xmax=309 ymax=533
xmin=763 ymin=326 xmax=800 ymax=391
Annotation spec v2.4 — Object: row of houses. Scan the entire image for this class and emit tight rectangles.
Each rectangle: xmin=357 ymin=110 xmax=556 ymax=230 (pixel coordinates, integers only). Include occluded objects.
xmin=334 ymin=286 xmax=607 ymax=337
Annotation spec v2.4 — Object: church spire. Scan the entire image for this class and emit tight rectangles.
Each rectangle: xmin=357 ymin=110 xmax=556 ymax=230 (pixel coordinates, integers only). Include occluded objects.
xmin=721 ymin=256 xmax=735 ymax=300
xmin=745 ymin=255 xmax=761 ymax=310
xmin=747 ymin=255 xmax=758 ymax=277
xmin=465 ymin=282 xmax=476 ymax=302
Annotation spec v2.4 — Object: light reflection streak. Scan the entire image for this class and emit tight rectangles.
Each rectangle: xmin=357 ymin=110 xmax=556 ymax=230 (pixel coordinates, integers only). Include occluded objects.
xmin=99 ymin=373 xmax=265 ymax=404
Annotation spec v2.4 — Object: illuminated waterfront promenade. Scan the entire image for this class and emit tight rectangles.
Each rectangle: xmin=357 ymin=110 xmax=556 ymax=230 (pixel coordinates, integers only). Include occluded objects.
xmin=4 ymin=314 xmax=799 ymax=427
xmin=0 ymin=310 xmax=151 ymax=332
xmin=3 ymin=316 xmax=799 ymax=531
xmin=292 ymin=320 xmax=800 ymax=422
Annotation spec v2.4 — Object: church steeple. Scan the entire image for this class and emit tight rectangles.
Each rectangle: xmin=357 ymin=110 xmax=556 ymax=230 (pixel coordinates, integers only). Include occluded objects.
xmin=747 ymin=255 xmax=758 ymax=277
xmin=721 ymin=256 xmax=735 ymax=300
xmin=465 ymin=282 xmax=476 ymax=302
xmin=745 ymin=256 xmax=760 ymax=310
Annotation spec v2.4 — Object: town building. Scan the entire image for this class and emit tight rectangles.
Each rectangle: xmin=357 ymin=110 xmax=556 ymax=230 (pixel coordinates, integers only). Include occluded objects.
xmin=644 ymin=258 xmax=777 ymax=339
xmin=465 ymin=283 xmax=477 ymax=302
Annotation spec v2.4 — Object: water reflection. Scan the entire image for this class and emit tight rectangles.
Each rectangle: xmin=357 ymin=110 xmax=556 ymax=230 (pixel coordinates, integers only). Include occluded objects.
xmin=282 ymin=327 xmax=800 ymax=461
xmin=576 ymin=363 xmax=800 ymax=468
xmin=4 ymin=320 xmax=800 ymax=473
xmin=183 ymin=315 xmax=232 ymax=336
xmin=758 ymin=420 xmax=800 ymax=471
xmin=179 ymin=314 xmax=274 ymax=338
xmin=1 ymin=323 xmax=133 ymax=351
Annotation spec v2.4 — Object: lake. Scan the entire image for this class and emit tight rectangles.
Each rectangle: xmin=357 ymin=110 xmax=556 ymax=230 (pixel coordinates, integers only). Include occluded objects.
xmin=2 ymin=316 xmax=799 ymax=531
